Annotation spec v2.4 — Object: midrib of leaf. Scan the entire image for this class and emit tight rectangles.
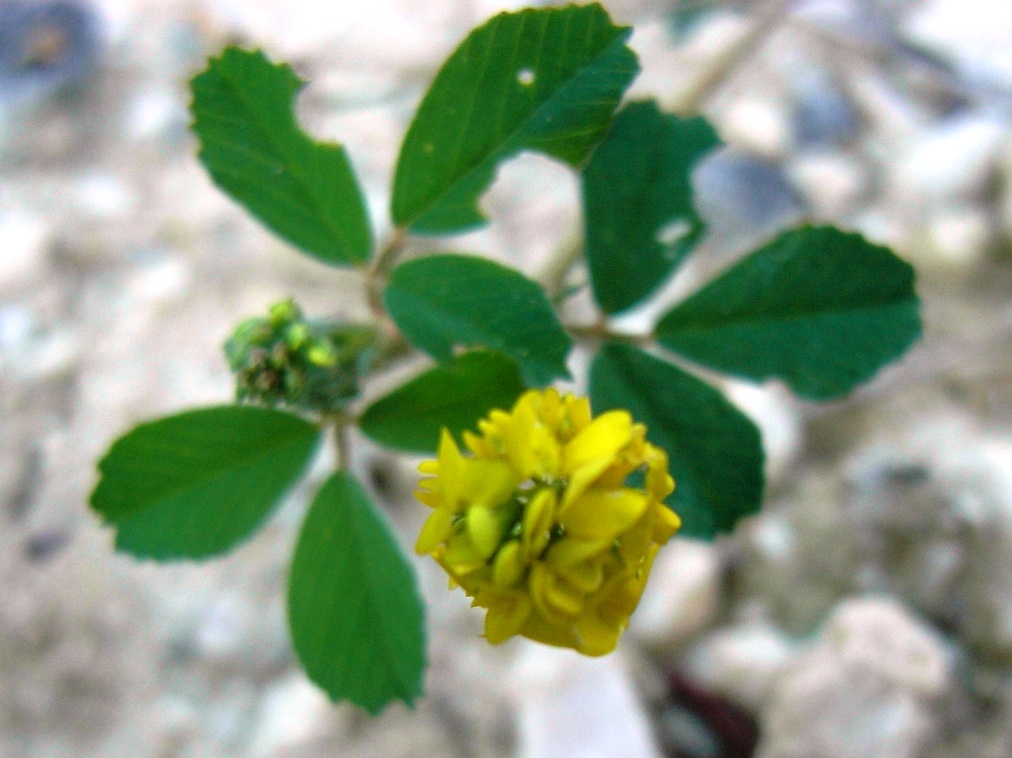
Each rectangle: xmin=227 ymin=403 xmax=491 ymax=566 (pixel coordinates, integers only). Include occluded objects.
xmin=659 ymin=298 xmax=916 ymax=336
xmin=406 ymin=17 xmax=626 ymax=228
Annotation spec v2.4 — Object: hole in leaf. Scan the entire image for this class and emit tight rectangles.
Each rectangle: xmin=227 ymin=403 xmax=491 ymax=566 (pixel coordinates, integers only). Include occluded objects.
xmin=517 ymin=68 xmax=535 ymax=86
xmin=656 ymin=218 xmax=691 ymax=251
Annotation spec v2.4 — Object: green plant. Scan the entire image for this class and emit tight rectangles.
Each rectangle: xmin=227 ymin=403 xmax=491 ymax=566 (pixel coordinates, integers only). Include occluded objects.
xmin=90 ymin=3 xmax=920 ymax=713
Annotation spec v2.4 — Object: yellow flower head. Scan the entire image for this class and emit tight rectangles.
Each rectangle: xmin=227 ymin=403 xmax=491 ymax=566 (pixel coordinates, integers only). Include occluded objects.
xmin=415 ymin=388 xmax=680 ymax=656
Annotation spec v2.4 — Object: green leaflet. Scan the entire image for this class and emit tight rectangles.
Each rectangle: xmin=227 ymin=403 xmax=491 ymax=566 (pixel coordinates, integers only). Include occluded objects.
xmin=91 ymin=406 xmax=321 ymax=559
xmin=360 ymin=351 xmax=526 ymax=453
xmin=288 ymin=472 xmax=426 ymax=713
xmin=391 ymin=3 xmax=638 ymax=233
xmin=384 ymin=254 xmax=572 ymax=386
xmin=191 ymin=48 xmax=373 ymax=265
xmin=656 ymin=225 xmax=921 ymax=399
xmin=583 ymin=101 xmax=721 ymax=314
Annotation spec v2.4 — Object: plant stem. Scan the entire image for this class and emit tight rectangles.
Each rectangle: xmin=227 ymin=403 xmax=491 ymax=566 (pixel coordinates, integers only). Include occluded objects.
xmin=536 ymin=229 xmax=584 ymax=300
xmin=565 ymin=321 xmax=653 ymax=347
xmin=670 ymin=0 xmax=794 ymax=114
xmin=333 ymin=416 xmax=350 ymax=470
xmin=365 ymin=227 xmax=407 ymax=320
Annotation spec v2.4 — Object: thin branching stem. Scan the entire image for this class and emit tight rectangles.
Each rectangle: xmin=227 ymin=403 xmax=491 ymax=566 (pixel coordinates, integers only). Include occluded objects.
xmin=364 ymin=227 xmax=407 ymax=320
xmin=332 ymin=416 xmax=351 ymax=471
xmin=565 ymin=321 xmax=653 ymax=347
xmin=670 ymin=0 xmax=794 ymax=114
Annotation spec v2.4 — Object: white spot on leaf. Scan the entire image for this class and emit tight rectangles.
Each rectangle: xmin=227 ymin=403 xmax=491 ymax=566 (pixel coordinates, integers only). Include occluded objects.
xmin=656 ymin=218 xmax=691 ymax=250
xmin=517 ymin=68 xmax=536 ymax=87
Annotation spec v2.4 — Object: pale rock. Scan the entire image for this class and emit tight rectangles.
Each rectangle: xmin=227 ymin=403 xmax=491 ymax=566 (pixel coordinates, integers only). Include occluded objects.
xmin=821 ymin=598 xmax=949 ymax=697
xmin=786 ymin=152 xmax=868 ymax=220
xmin=722 ymin=98 xmax=793 ymax=160
xmin=249 ymin=674 xmax=336 ymax=758
xmin=924 ymin=207 xmax=993 ymax=268
xmin=192 ymin=594 xmax=251 ymax=661
xmin=74 ymin=174 xmax=137 ymax=220
xmin=124 ymin=251 xmax=191 ymax=305
xmin=453 ymin=151 xmax=581 ymax=275
xmin=758 ymin=597 xmax=951 ymax=758
xmin=791 ymin=70 xmax=861 ymax=148
xmin=846 ymin=424 xmax=1012 ymax=656
xmin=125 ymin=88 xmax=186 ymax=141
xmin=0 ymin=304 xmax=32 ymax=348
xmin=750 ymin=513 xmax=796 ymax=564
xmin=892 ymin=115 xmax=1006 ymax=205
xmin=725 ymin=382 xmax=802 ymax=487
xmin=0 ymin=212 xmax=52 ymax=293
xmin=847 ymin=74 xmax=932 ymax=144
xmin=679 ymin=620 xmax=798 ymax=712
xmin=511 ymin=646 xmax=660 ymax=758
xmin=905 ymin=0 xmax=1012 ymax=82
xmin=630 ymin=539 xmax=721 ymax=652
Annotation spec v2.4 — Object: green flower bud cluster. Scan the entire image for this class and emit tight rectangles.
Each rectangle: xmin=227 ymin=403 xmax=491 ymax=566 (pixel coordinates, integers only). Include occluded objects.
xmin=224 ymin=299 xmax=376 ymax=414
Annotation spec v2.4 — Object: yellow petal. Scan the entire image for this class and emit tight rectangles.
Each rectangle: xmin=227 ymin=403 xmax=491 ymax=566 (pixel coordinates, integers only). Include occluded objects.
xmin=443 ymin=535 xmax=485 ymax=574
xmin=560 ymin=488 xmax=649 ymax=540
xmin=652 ymin=504 xmax=681 ymax=543
xmin=529 ymin=563 xmax=565 ymax=625
xmin=484 ymin=592 xmax=532 ymax=644
xmin=522 ymin=488 xmax=557 ymax=557
xmin=538 ymin=387 xmax=564 ymax=432
xmin=563 ymin=410 xmax=632 ymax=473
xmin=416 ymin=508 xmax=454 ymax=555
xmin=545 ymin=536 xmax=611 ymax=570
xmin=574 ymin=612 xmax=623 ymax=656
xmin=645 ymin=444 xmax=675 ymax=500
xmin=598 ymin=545 xmax=658 ymax=622
xmin=520 ymin=613 xmax=579 ymax=651
xmin=463 ymin=430 xmax=497 ymax=458
xmin=563 ymin=395 xmax=592 ymax=436
xmin=506 ymin=399 xmax=561 ymax=479
xmin=557 ymin=558 xmax=604 ymax=594
xmin=414 ymin=488 xmax=441 ymax=508
xmin=560 ymin=455 xmax=614 ymax=511
xmin=492 ymin=540 xmax=526 ymax=587
xmin=460 ymin=459 xmax=521 ymax=508
xmin=530 ymin=563 xmax=584 ymax=619
xmin=546 ymin=578 xmax=585 ymax=617
xmin=617 ymin=512 xmax=653 ymax=565
xmin=436 ymin=428 xmax=465 ymax=508
xmin=467 ymin=504 xmax=504 ymax=559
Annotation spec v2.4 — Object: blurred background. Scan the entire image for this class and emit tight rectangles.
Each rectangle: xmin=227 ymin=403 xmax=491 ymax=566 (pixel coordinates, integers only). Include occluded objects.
xmin=1 ymin=0 xmax=1010 ymax=756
